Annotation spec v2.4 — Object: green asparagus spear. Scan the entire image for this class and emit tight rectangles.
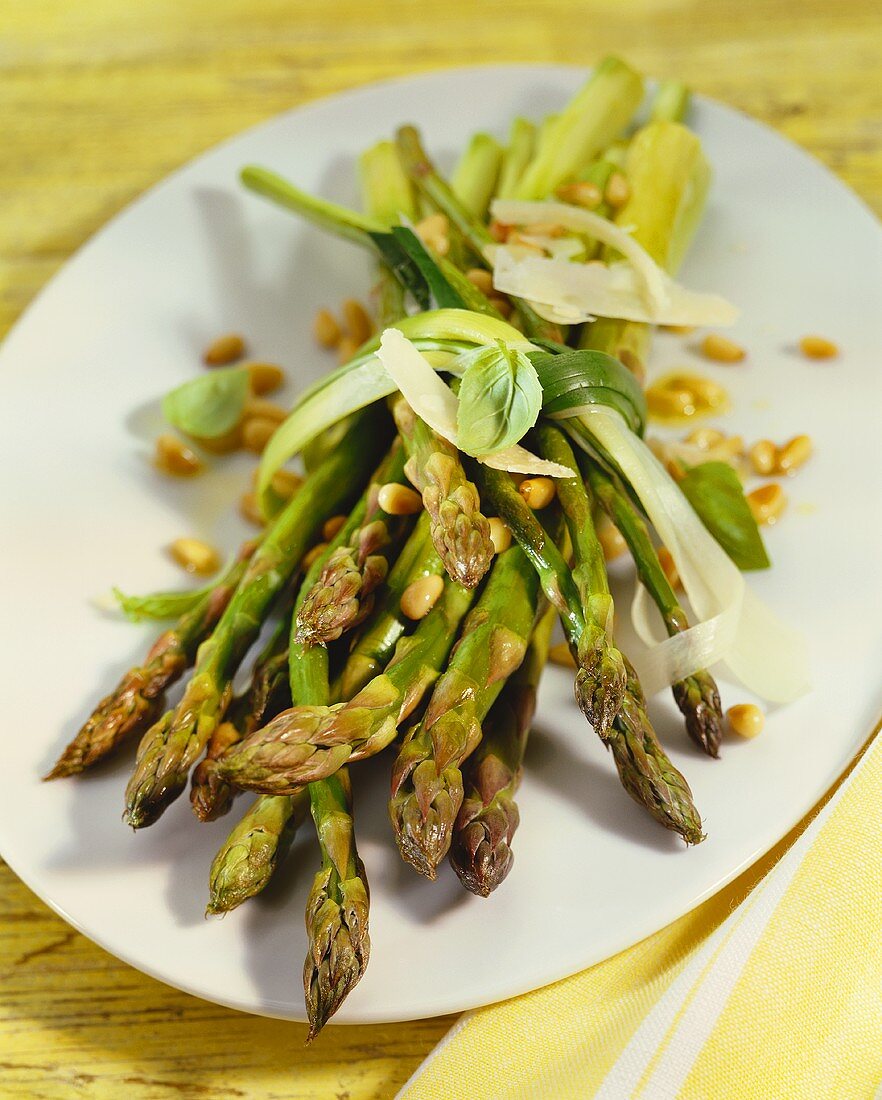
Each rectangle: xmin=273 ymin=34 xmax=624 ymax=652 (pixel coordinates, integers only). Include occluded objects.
xmin=451 ymin=133 xmax=503 ymax=220
xmin=123 ymin=408 xmax=389 ymax=829
xmin=584 ymin=461 xmax=723 ymax=756
xmin=537 ymin=423 xmax=626 ymax=734
xmin=389 ymin=542 xmax=542 ymax=879
xmin=496 ymin=117 xmax=536 ymax=200
xmin=392 ymin=397 xmax=493 ymax=589
xmin=295 ymin=446 xmax=412 ymax=647
xmin=649 ymin=80 xmax=690 ymax=124
xmin=216 ymin=572 xmax=477 ymax=794
xmin=45 ymin=543 xmax=255 ymax=780
xmin=206 ymin=789 xmax=310 ymax=914
xmin=449 ymin=605 xmax=555 ymax=896
xmin=609 ymin=658 xmax=704 ymax=844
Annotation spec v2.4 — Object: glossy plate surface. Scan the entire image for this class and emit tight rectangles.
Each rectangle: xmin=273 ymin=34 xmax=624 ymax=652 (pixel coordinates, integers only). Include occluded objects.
xmin=1 ymin=65 xmax=881 ymax=1023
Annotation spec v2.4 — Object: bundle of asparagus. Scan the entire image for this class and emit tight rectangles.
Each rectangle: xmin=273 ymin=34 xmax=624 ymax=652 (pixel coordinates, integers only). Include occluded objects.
xmin=48 ymin=56 xmax=808 ymax=1035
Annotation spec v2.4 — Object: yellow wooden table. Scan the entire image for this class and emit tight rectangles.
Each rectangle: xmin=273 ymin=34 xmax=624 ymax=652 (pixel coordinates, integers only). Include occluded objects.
xmin=2 ymin=2 xmax=879 ymax=1096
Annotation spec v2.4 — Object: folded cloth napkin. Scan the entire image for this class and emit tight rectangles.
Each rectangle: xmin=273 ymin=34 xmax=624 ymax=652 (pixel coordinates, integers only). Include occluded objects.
xmin=399 ymin=728 xmax=882 ymax=1100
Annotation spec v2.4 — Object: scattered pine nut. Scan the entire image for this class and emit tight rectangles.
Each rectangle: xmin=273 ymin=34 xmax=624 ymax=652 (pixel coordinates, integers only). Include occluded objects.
xmin=314 ymin=308 xmax=342 ymax=349
xmin=555 ymin=181 xmax=602 ymax=209
xmin=727 ymin=703 xmax=765 ymax=739
xmin=337 ymin=335 xmax=360 ymax=365
xmin=597 ymin=518 xmax=627 ymax=561
xmin=377 ymin=482 xmax=423 ymax=516
xmin=240 ymin=491 xmax=265 ymax=527
xmin=169 ymin=537 xmax=221 ymax=576
xmin=243 ymin=397 xmax=287 ymax=424
xmin=658 ymin=546 xmax=681 ymax=590
xmin=488 ymin=295 xmax=513 ymax=319
xmin=342 ymin=299 xmax=373 ymax=345
xmin=465 ymin=268 xmax=494 ymax=294
xmin=302 ymin=542 xmax=329 ymax=570
xmin=247 ymin=362 xmax=285 ymax=395
xmin=322 ymin=514 xmax=347 ymax=541
xmin=604 ymin=171 xmax=630 ymax=208
xmin=488 ymin=517 xmax=512 ymax=555
xmin=518 ymin=477 xmax=556 ymax=509
xmin=747 ymin=482 xmax=787 ymax=525
xmin=685 ymin=427 xmax=726 ymax=450
xmin=242 ymin=417 xmax=278 ymax=454
xmin=154 ymin=434 xmax=203 ymax=477
xmin=270 ymin=469 xmax=304 ymax=500
xmin=506 ymin=232 xmax=547 ymax=256
xmin=191 ymin=423 xmax=242 ymax=455
xmin=775 ymin=434 xmax=813 ymax=476
xmin=799 ymin=335 xmax=838 ymax=360
xmin=488 ymin=220 xmax=511 ymax=242
xmin=749 ymin=439 xmax=777 ymax=476
xmin=400 ymin=574 xmax=445 ymax=620
xmin=700 ymin=334 xmax=745 ymax=363
xmin=549 ymin=642 xmax=577 ymax=669
xmin=415 ymin=213 xmax=450 ymax=256
xmin=203 ymin=333 xmax=245 ymax=366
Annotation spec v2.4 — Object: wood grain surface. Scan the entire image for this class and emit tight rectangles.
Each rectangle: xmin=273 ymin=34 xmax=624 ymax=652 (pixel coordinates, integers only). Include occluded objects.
xmin=1 ymin=2 xmax=880 ymax=1096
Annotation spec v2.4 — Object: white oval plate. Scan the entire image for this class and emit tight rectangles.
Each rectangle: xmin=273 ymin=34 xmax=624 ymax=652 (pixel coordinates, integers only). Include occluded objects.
xmin=1 ymin=66 xmax=881 ymax=1025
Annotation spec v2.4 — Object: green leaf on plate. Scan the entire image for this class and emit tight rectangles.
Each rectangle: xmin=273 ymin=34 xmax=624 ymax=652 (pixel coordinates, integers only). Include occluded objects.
xmin=162 ymin=366 xmax=250 ymax=439
xmin=678 ymin=460 xmax=771 ymax=571
xmin=456 ymin=341 xmax=542 ymax=455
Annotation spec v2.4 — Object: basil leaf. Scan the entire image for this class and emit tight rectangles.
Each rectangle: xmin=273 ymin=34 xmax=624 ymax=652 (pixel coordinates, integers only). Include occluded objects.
xmin=112 ymin=582 xmax=213 ymax=622
xmin=529 ymin=348 xmax=647 ymax=436
xmin=368 ymin=230 xmax=431 ymax=310
xmin=391 ymin=227 xmax=468 ymax=309
xmin=457 ymin=342 xmax=542 ymax=455
xmin=678 ymin=461 xmax=771 ymax=571
xmin=162 ymin=366 xmax=250 ymax=439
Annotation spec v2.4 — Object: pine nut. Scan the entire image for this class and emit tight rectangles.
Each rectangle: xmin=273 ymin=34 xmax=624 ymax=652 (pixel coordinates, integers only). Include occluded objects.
xmin=604 ymin=171 xmax=630 ymax=208
xmin=240 ymin=491 xmax=265 ymax=527
xmin=555 ymin=181 xmax=602 ymax=209
xmin=377 ymin=482 xmax=423 ymax=515
xmin=799 ymin=335 xmax=838 ymax=360
xmin=775 ymin=434 xmax=812 ymax=475
xmin=489 ymin=220 xmax=511 ymax=242
xmin=700 ymin=334 xmax=745 ymax=363
xmin=400 ymin=574 xmax=445 ymax=620
xmin=247 ymin=362 xmax=285 ymax=395
xmin=518 ymin=477 xmax=556 ymax=509
xmin=242 ymin=417 xmax=278 ymax=453
xmin=747 ymin=483 xmax=787 ymax=525
xmin=465 ymin=268 xmax=494 ymax=294
xmin=524 ymin=222 xmax=565 ymax=237
xmin=685 ymin=427 xmax=726 ymax=450
xmin=415 ymin=214 xmax=450 ymax=256
xmin=549 ymin=642 xmax=576 ymax=669
xmin=666 ymin=459 xmax=685 ymax=482
xmin=337 ymin=335 xmax=360 ymax=365
xmin=322 ymin=514 xmax=347 ymax=541
xmin=270 ymin=469 xmax=304 ymax=500
xmin=203 ymin=333 xmax=245 ymax=366
xmin=597 ymin=518 xmax=627 ymax=561
xmin=488 ymin=517 xmax=512 ymax=555
xmin=154 ymin=434 xmax=203 ymax=477
xmin=506 ymin=232 xmax=547 ymax=255
xmin=658 ymin=546 xmax=681 ymax=590
xmin=243 ymin=398 xmax=287 ymax=424
xmin=749 ymin=439 xmax=777 ymax=476
xmin=169 ymin=537 xmax=221 ymax=576
xmin=342 ymin=299 xmax=373 ymax=345
xmin=727 ymin=703 xmax=765 ymax=739
xmin=192 ymin=423 xmax=242 ymax=454
xmin=488 ymin=295 xmax=513 ymax=319
xmin=302 ymin=542 xmax=329 ymax=570
xmin=314 ymin=308 xmax=342 ymax=349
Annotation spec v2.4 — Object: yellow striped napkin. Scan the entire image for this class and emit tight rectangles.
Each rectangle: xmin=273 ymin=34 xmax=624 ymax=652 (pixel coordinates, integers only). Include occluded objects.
xmin=399 ymin=728 xmax=882 ymax=1099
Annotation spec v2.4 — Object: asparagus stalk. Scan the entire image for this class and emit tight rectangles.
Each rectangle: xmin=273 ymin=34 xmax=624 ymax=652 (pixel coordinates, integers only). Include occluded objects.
xmin=514 ymin=56 xmax=645 ymax=199
xmin=360 ymin=140 xmax=418 ymax=326
xmin=216 ymin=571 xmax=477 ymax=793
xmin=537 ymin=423 xmax=626 ymax=734
xmin=474 ymin=463 xmax=615 ymax=733
xmin=584 ymin=462 xmax=723 ymax=756
xmin=389 ymin=542 xmax=542 ymax=879
xmin=295 ymin=444 xmax=412 ymax=647
xmin=394 ymin=125 xmax=562 ymax=343
xmin=496 ymin=117 xmax=536 ymax=200
xmin=609 ymin=658 xmax=704 ymax=844
xmin=123 ymin=409 xmax=389 ymax=828
xmin=451 ymin=133 xmax=503 ymax=220
xmin=206 ymin=789 xmax=309 ymax=914
xmin=650 ymin=79 xmax=690 ymax=124
xmin=392 ymin=397 xmax=493 ymax=589
xmin=449 ymin=605 xmax=555 ymax=896
xmin=191 ymin=610 xmax=293 ymax=821
xmin=44 ymin=544 xmax=254 ymax=780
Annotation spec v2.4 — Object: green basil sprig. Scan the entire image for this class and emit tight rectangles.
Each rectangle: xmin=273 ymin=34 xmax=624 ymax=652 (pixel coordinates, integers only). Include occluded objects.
xmin=678 ymin=460 xmax=771 ymax=571
xmin=456 ymin=341 xmax=543 ymax=455
xmin=162 ymin=365 xmax=250 ymax=439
